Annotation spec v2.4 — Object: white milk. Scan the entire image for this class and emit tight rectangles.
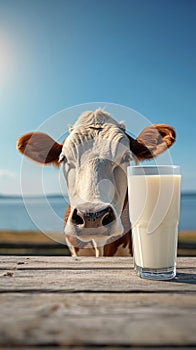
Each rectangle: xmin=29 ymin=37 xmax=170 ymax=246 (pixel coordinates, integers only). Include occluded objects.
xmin=128 ymin=174 xmax=181 ymax=269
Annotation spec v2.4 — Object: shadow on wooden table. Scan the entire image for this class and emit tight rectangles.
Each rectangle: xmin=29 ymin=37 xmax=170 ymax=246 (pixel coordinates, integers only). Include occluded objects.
xmin=172 ymin=272 xmax=196 ymax=285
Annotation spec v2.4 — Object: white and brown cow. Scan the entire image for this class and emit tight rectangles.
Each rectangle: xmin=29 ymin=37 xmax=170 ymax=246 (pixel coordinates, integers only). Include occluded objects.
xmin=17 ymin=109 xmax=175 ymax=256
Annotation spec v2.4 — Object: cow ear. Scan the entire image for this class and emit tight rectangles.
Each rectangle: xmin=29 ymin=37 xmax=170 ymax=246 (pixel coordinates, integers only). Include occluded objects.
xmin=126 ymin=124 xmax=176 ymax=161
xmin=16 ymin=132 xmax=63 ymax=166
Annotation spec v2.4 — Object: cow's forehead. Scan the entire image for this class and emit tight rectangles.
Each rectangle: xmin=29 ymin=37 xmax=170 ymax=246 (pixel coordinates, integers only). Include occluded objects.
xmin=72 ymin=108 xmax=123 ymax=130
xmin=62 ymin=124 xmax=129 ymax=161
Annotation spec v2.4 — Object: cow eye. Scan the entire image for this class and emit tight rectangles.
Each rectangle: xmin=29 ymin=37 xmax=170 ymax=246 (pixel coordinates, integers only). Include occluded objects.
xmin=58 ymin=153 xmax=66 ymax=163
xmin=121 ymin=152 xmax=132 ymax=164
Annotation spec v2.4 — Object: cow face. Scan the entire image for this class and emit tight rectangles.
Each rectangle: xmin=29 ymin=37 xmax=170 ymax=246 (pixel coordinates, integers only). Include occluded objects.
xmin=60 ymin=120 xmax=132 ymax=247
xmin=17 ymin=109 xmax=176 ymax=250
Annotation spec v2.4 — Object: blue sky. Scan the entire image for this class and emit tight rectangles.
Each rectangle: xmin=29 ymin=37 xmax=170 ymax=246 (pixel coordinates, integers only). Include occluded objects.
xmin=0 ymin=0 xmax=195 ymax=194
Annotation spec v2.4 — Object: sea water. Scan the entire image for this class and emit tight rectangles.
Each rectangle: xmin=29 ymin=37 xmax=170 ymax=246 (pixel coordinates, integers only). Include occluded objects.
xmin=0 ymin=193 xmax=195 ymax=232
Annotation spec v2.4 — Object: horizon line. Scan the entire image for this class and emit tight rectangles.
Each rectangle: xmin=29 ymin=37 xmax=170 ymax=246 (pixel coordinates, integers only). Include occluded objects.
xmin=0 ymin=191 xmax=196 ymax=199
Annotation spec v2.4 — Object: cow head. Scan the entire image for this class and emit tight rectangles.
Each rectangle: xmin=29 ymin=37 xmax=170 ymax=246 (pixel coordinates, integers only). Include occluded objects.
xmin=17 ymin=109 xmax=175 ymax=249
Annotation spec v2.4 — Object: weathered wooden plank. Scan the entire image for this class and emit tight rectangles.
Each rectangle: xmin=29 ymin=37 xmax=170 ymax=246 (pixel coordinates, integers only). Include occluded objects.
xmin=0 ymin=257 xmax=195 ymax=293
xmin=0 ymin=266 xmax=195 ymax=293
xmin=0 ymin=293 xmax=195 ymax=347
xmin=1 ymin=292 xmax=195 ymax=313
xmin=0 ymin=256 xmax=196 ymax=270
xmin=0 ymin=256 xmax=133 ymax=270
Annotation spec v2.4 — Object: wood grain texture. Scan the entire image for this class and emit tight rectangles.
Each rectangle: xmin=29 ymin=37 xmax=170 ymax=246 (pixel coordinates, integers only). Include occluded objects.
xmin=0 ymin=256 xmax=195 ymax=347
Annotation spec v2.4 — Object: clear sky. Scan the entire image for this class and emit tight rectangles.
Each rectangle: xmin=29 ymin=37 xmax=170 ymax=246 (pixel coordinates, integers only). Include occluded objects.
xmin=0 ymin=0 xmax=195 ymax=194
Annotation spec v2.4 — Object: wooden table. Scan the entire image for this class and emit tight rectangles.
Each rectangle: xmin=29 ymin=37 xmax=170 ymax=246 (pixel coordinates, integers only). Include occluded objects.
xmin=0 ymin=256 xmax=195 ymax=349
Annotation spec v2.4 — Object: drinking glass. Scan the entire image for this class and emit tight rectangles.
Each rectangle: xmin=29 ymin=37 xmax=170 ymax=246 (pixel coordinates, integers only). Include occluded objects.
xmin=127 ymin=165 xmax=181 ymax=280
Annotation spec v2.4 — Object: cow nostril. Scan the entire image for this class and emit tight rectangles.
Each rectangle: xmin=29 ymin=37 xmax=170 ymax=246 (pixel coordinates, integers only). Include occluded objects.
xmin=71 ymin=209 xmax=84 ymax=226
xmin=102 ymin=207 xmax=115 ymax=226
xmin=71 ymin=205 xmax=116 ymax=228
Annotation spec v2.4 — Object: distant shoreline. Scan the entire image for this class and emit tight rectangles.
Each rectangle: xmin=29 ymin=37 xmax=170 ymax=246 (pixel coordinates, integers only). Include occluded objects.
xmin=0 ymin=229 xmax=195 ymax=236
xmin=0 ymin=230 xmax=195 ymax=256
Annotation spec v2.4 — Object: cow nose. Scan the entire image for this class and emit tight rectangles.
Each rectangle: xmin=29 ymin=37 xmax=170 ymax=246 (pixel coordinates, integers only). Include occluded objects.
xmin=71 ymin=205 xmax=115 ymax=228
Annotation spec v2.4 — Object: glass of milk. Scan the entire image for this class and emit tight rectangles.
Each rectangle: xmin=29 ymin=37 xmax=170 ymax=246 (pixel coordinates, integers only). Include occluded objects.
xmin=127 ymin=165 xmax=181 ymax=280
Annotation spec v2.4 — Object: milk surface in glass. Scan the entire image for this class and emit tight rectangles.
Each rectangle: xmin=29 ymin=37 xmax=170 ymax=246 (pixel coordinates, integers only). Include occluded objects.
xmin=127 ymin=166 xmax=181 ymax=280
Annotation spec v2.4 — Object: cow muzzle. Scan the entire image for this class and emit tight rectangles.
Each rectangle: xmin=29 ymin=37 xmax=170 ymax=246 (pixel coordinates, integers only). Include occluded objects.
xmin=71 ymin=203 xmax=115 ymax=228
xmin=65 ymin=202 xmax=123 ymax=244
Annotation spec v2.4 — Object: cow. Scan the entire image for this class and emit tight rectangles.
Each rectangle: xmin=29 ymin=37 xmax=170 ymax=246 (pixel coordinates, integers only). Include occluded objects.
xmin=17 ymin=109 xmax=176 ymax=257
